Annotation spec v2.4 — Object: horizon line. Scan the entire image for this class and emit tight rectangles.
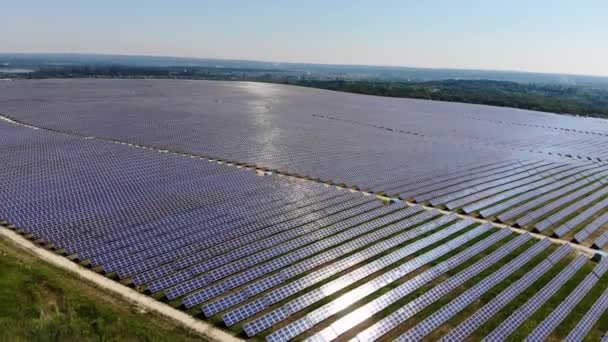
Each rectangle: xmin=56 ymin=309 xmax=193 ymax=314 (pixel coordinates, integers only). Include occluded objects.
xmin=3 ymin=51 xmax=608 ymax=79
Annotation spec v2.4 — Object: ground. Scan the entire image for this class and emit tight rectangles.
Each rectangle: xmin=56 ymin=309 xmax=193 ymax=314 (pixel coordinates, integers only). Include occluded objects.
xmin=0 ymin=235 xmax=206 ymax=342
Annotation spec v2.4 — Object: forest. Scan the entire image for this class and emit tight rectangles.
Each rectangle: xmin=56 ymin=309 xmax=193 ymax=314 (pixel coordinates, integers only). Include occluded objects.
xmin=5 ymin=64 xmax=608 ymax=118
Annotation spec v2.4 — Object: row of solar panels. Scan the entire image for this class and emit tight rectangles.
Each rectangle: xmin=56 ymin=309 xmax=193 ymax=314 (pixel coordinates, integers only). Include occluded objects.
xmin=1 ymin=81 xmax=607 ymax=340
xmin=2 ymin=129 xmax=604 ymax=339
xmin=1 ymin=120 xmax=606 ymax=341
xmin=189 ymin=213 xmax=607 ymax=342
xmin=8 ymin=203 xmax=607 ymax=342
xmin=4 ymin=80 xmax=608 ymax=206
xmin=394 ymin=159 xmax=608 ymax=251
xmin=7 ymin=105 xmax=608 ymax=253
xmin=463 ymin=114 xmax=608 ymax=138
xmin=313 ymin=113 xmax=608 ymax=162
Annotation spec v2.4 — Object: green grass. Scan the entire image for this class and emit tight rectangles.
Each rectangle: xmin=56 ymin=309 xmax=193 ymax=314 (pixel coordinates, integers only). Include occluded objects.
xmin=505 ymin=258 xmax=588 ymax=340
xmin=375 ymin=238 xmax=538 ymax=340
xmin=252 ymin=216 xmax=466 ymax=338
xmin=315 ymin=229 xmax=513 ymax=341
xmin=551 ymin=271 xmax=608 ymax=341
xmin=0 ymin=236 xmax=208 ymax=342
xmin=471 ymin=255 xmax=569 ymax=338
xmin=424 ymin=243 xmax=561 ymax=340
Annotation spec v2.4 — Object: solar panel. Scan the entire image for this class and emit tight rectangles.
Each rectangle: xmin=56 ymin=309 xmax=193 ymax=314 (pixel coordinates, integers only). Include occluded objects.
xmin=143 ymin=199 xmax=385 ymax=292
xmin=515 ymin=182 xmax=603 ymax=226
xmin=179 ymin=206 xmax=434 ymax=307
xmin=428 ymin=164 xmax=554 ymax=207
xmin=446 ymin=173 xmax=549 ymax=210
xmin=3 ymin=80 xmax=608 ymax=342
xmin=554 ymin=198 xmax=608 ymax=237
xmin=463 ymin=176 xmax=559 ymax=214
xmin=395 ymin=239 xmax=553 ymax=341
xmin=593 ymin=231 xmax=608 ymax=249
xmin=243 ymin=217 xmax=478 ymax=336
xmin=441 ymin=244 xmax=574 ymax=341
xmin=527 ymin=259 xmax=608 ymax=340
xmin=300 ymin=227 xmax=511 ymax=342
xmin=355 ymin=233 xmax=532 ymax=341
xmin=395 ymin=161 xmax=523 ymax=199
xmin=217 ymin=212 xmax=460 ymax=321
xmin=484 ymin=255 xmax=587 ymax=340
xmin=498 ymin=179 xmax=597 ymax=223
xmin=566 ymin=285 xmax=608 ymax=341
xmin=398 ymin=241 xmax=567 ymax=341
xmin=573 ymin=211 xmax=608 ymax=243
xmin=535 ymin=186 xmax=608 ymax=232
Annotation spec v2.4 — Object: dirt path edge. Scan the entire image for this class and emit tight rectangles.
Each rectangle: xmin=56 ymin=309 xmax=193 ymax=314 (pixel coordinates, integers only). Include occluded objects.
xmin=0 ymin=227 xmax=242 ymax=342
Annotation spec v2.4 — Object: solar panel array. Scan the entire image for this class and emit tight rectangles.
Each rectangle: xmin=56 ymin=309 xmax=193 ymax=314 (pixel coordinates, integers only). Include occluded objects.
xmin=1 ymin=79 xmax=608 ymax=340
xmin=2 ymin=80 xmax=608 ymax=251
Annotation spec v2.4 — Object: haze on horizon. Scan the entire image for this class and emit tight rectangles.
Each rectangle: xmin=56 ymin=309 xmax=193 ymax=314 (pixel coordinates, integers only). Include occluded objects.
xmin=2 ymin=0 xmax=608 ymax=77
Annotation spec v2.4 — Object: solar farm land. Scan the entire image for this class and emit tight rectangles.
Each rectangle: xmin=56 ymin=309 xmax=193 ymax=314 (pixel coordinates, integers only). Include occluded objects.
xmin=1 ymin=79 xmax=608 ymax=341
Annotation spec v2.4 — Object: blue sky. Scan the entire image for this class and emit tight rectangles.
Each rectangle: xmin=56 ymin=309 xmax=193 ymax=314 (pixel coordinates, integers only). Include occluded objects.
xmin=2 ymin=0 xmax=607 ymax=76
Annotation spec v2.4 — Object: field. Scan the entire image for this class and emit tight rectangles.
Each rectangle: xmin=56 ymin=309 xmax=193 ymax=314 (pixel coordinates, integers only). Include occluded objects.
xmin=0 ymin=79 xmax=607 ymax=341
xmin=0 ymin=236 xmax=205 ymax=342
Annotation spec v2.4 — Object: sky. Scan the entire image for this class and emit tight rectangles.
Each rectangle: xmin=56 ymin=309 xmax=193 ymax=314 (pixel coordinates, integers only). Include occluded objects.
xmin=2 ymin=0 xmax=608 ymax=76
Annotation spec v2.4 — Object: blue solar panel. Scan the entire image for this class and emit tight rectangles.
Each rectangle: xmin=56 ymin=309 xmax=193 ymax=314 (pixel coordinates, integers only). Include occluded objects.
xmin=527 ymin=259 xmax=608 ymax=340
xmin=485 ymin=255 xmax=587 ymax=340
xmin=399 ymin=242 xmax=567 ymax=341
xmin=355 ymin=233 xmax=531 ymax=341
xmin=241 ymin=216 xmax=475 ymax=335
xmin=279 ymin=226 xmax=508 ymax=342
xmin=566 ymin=285 xmax=608 ymax=341
xmin=2 ymin=80 xmax=608 ymax=341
